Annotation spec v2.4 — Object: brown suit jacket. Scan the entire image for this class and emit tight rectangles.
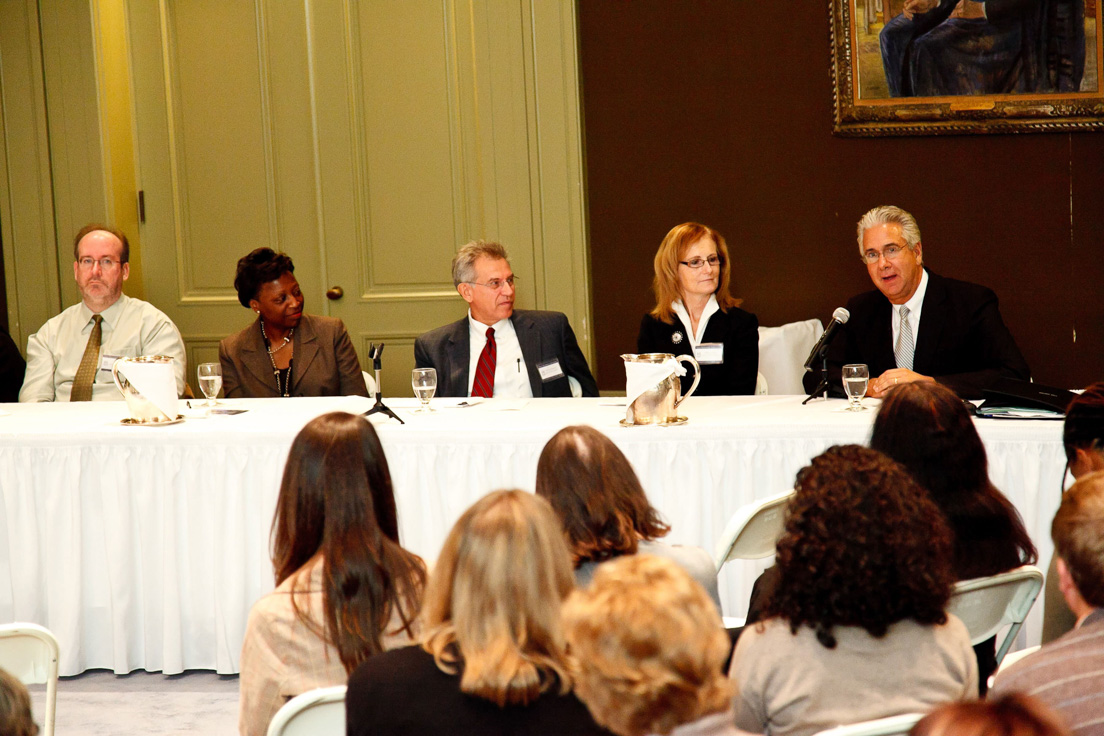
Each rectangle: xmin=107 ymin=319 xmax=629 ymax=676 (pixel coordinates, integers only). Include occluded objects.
xmin=219 ymin=313 xmax=368 ymax=398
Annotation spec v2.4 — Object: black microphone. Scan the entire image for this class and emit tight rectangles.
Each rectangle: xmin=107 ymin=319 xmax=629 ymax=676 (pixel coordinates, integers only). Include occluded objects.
xmin=803 ymin=307 xmax=850 ymax=372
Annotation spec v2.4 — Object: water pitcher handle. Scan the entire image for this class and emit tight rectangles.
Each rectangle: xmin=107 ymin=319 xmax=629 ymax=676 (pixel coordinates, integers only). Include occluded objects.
xmin=673 ymin=354 xmax=700 ymax=408
xmin=111 ymin=357 xmax=126 ymax=395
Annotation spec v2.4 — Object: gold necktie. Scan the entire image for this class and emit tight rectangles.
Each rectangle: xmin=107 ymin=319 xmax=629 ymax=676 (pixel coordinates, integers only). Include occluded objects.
xmin=70 ymin=314 xmax=103 ymax=402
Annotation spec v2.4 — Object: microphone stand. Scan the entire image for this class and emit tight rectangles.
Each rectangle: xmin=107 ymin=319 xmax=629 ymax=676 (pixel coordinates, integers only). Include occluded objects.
xmin=802 ymin=351 xmax=830 ymax=405
xmin=363 ymin=343 xmax=404 ymax=424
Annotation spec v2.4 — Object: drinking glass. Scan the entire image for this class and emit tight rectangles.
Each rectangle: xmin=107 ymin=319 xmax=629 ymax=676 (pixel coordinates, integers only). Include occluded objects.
xmin=412 ymin=368 xmax=437 ymax=413
xmin=842 ymin=364 xmax=869 ymax=412
xmin=197 ymin=363 xmax=222 ymax=407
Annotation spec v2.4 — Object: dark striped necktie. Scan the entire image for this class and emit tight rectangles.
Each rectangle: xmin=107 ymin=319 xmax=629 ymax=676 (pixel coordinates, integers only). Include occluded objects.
xmin=471 ymin=327 xmax=496 ymax=398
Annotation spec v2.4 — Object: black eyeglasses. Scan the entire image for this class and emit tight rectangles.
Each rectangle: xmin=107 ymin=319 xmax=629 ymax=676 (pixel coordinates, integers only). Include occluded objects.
xmin=679 ymin=256 xmax=722 ymax=269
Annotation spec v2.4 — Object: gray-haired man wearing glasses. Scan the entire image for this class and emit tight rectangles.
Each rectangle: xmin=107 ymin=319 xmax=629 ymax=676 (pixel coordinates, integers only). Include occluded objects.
xmin=414 ymin=240 xmax=598 ymax=399
xmin=804 ymin=205 xmax=1029 ymax=400
xmin=19 ymin=224 xmax=186 ymax=401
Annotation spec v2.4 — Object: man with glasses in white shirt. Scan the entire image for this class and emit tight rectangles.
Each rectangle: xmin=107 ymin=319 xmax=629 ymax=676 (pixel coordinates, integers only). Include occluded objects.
xmin=19 ymin=224 xmax=186 ymax=402
xmin=807 ymin=205 xmax=1029 ymax=400
xmin=414 ymin=240 xmax=598 ymax=399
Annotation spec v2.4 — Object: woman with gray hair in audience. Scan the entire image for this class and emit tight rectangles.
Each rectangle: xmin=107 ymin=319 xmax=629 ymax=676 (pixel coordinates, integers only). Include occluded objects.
xmin=563 ymin=555 xmax=749 ymax=736
xmin=536 ymin=425 xmax=720 ymax=610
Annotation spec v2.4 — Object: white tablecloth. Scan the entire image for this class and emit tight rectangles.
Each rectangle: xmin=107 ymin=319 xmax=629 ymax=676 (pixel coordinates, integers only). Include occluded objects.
xmin=0 ymin=395 xmax=1065 ymax=675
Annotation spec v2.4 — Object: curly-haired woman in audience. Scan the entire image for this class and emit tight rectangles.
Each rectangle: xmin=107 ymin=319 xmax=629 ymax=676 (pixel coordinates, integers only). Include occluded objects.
xmin=535 ymin=425 xmax=720 ymax=610
xmin=1043 ymin=382 xmax=1104 ymax=642
xmin=346 ymin=490 xmax=613 ymax=736
xmin=870 ymin=381 xmax=1037 ymax=689
xmin=238 ymin=412 xmax=425 ymax=735
xmin=729 ymin=445 xmax=976 ymax=736
xmin=563 ymin=555 xmax=742 ymax=736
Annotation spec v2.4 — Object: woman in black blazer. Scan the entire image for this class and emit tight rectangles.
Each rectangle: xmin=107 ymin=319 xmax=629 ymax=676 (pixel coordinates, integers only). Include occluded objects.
xmin=345 ymin=490 xmax=613 ymax=736
xmin=636 ymin=222 xmax=759 ymax=396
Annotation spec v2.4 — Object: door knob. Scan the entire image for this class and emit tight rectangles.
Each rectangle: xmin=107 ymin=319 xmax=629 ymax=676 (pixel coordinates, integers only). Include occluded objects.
xmin=326 ymin=286 xmax=344 ymax=300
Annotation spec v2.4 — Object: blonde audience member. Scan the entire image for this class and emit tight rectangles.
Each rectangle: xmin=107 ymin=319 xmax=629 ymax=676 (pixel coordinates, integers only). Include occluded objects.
xmin=346 ymin=490 xmax=613 ymax=736
xmin=730 ymin=445 xmax=976 ymax=736
xmin=0 ymin=667 xmax=38 ymax=736
xmin=536 ymin=425 xmax=720 ymax=610
xmin=563 ymin=555 xmax=748 ymax=736
xmin=238 ymin=412 xmax=425 ymax=735
xmin=910 ymin=693 xmax=1069 ymax=736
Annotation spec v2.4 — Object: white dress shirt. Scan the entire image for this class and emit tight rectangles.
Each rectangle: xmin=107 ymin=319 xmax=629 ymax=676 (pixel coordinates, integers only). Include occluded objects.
xmin=465 ymin=311 xmax=533 ymax=399
xmin=891 ymin=268 xmax=929 ymax=351
xmin=19 ymin=293 xmax=187 ymax=402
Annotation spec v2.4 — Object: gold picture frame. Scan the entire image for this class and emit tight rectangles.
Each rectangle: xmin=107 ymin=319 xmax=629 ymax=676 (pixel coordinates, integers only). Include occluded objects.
xmin=831 ymin=0 xmax=1104 ymax=136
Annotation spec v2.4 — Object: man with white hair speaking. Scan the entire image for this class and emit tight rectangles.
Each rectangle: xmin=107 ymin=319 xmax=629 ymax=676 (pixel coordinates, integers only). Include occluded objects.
xmin=807 ymin=205 xmax=1030 ymax=400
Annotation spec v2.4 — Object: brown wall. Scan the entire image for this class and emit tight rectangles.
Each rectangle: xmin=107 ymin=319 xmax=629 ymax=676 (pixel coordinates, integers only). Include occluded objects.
xmin=580 ymin=2 xmax=1104 ymax=392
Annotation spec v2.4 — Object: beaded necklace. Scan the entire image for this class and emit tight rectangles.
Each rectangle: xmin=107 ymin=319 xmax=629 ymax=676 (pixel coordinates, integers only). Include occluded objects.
xmin=260 ymin=318 xmax=294 ymax=397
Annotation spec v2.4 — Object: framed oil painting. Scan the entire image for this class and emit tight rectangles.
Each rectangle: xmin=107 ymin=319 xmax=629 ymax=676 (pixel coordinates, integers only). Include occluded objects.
xmin=831 ymin=0 xmax=1104 ymax=135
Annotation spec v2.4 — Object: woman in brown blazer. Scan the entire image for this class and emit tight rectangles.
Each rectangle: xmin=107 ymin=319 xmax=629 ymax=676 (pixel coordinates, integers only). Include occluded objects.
xmin=219 ymin=248 xmax=368 ymax=398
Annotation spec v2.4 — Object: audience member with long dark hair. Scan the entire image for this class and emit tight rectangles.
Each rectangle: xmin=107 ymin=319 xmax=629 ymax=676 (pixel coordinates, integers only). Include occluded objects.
xmin=729 ymin=445 xmax=976 ymax=736
xmin=238 ymin=412 xmax=425 ymax=735
xmin=1042 ymin=382 xmax=1104 ymax=642
xmin=535 ymin=425 xmax=720 ymax=610
xmin=345 ymin=490 xmax=613 ymax=736
xmin=870 ymin=381 xmax=1038 ymax=691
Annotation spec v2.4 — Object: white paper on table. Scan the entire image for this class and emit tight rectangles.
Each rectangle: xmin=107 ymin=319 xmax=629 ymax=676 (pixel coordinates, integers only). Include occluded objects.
xmin=625 ymin=359 xmax=685 ymax=407
xmin=116 ymin=360 xmax=178 ymax=419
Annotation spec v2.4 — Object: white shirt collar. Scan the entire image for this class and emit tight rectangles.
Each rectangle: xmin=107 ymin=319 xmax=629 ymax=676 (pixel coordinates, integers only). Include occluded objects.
xmin=901 ymin=268 xmax=929 ymax=314
xmin=670 ymin=294 xmax=720 ymax=345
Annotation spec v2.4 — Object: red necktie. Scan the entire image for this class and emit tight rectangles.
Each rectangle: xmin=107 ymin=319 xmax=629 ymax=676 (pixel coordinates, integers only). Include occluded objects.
xmin=472 ymin=327 xmax=496 ymax=398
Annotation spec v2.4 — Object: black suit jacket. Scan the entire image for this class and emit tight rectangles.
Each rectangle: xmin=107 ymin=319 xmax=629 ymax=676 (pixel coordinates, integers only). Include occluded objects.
xmin=807 ymin=271 xmax=1030 ymax=399
xmin=413 ymin=309 xmax=598 ymax=398
xmin=347 ymin=645 xmax=613 ymax=736
xmin=636 ymin=307 xmax=759 ymax=396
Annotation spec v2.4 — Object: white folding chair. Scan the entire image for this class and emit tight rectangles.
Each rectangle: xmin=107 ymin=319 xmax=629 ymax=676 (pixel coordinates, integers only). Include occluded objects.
xmin=0 ymin=622 xmax=60 ymax=736
xmin=754 ymin=371 xmax=769 ymax=395
xmin=713 ymin=490 xmax=794 ymax=571
xmin=947 ymin=565 xmax=1044 ymax=667
xmin=266 ymin=685 xmax=347 ymax=736
xmin=814 ymin=713 xmax=925 ymax=736
xmin=757 ymin=318 xmax=824 ymax=394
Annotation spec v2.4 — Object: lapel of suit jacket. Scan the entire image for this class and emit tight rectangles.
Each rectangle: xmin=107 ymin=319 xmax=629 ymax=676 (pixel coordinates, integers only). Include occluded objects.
xmin=912 ymin=270 xmax=945 ymax=374
xmin=241 ymin=318 xmax=279 ymax=392
xmin=512 ymin=311 xmax=544 ymax=397
xmin=445 ymin=319 xmax=470 ymax=397
xmin=291 ymin=315 xmax=320 ymax=394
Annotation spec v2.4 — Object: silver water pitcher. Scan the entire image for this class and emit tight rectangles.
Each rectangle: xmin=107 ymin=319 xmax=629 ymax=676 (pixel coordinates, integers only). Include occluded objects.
xmin=621 ymin=352 xmax=701 ymax=425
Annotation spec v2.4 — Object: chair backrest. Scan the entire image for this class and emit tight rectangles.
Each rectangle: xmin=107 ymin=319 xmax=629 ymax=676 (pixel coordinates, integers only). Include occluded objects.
xmin=266 ymin=685 xmax=347 ymax=736
xmin=758 ymin=318 xmax=824 ymax=394
xmin=814 ymin=713 xmax=925 ymax=736
xmin=713 ymin=491 xmax=794 ymax=569
xmin=754 ymin=371 xmax=769 ymax=395
xmin=947 ymin=565 xmax=1044 ymax=666
xmin=0 ymin=622 xmax=60 ymax=736
xmin=361 ymin=371 xmax=378 ymax=396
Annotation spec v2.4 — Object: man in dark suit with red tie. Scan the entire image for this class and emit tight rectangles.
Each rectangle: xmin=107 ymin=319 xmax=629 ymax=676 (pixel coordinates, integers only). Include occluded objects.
xmin=808 ymin=205 xmax=1030 ymax=400
xmin=414 ymin=240 xmax=598 ymax=399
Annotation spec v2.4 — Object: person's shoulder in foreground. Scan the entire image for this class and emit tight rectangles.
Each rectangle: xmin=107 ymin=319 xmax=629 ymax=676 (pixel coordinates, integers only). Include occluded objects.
xmin=991 ymin=470 xmax=1104 ymax=733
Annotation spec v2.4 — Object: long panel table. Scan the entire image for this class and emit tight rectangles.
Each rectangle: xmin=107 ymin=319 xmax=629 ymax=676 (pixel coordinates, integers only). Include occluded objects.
xmin=0 ymin=395 xmax=1065 ymax=675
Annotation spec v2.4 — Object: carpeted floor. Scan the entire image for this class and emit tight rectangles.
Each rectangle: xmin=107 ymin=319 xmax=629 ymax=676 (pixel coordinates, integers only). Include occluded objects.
xmin=28 ymin=670 xmax=240 ymax=736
